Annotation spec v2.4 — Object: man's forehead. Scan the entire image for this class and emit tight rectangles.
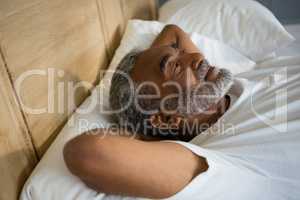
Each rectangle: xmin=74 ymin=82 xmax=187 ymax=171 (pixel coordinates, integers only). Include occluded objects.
xmin=138 ymin=46 xmax=172 ymax=59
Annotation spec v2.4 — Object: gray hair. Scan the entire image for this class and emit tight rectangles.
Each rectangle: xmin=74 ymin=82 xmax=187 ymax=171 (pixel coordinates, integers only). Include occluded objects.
xmin=109 ymin=50 xmax=157 ymax=134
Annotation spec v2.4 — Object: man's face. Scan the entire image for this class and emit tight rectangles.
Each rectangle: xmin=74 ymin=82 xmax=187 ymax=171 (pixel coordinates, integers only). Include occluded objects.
xmin=130 ymin=45 xmax=220 ymax=96
xmin=130 ymin=45 xmax=233 ymax=132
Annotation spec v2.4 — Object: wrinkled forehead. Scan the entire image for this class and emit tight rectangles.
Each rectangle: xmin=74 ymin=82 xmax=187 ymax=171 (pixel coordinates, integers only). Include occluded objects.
xmin=130 ymin=46 xmax=175 ymax=88
xmin=136 ymin=46 xmax=175 ymax=64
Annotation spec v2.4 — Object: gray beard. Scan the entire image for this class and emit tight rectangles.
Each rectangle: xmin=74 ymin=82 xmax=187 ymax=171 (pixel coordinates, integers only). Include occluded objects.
xmin=177 ymin=65 xmax=234 ymax=116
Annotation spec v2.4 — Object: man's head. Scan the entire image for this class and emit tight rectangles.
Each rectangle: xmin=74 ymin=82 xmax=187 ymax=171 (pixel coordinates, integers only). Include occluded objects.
xmin=110 ymin=45 xmax=233 ymax=139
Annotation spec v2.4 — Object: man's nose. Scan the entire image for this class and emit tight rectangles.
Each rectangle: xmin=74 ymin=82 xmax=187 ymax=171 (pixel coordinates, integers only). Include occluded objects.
xmin=183 ymin=67 xmax=198 ymax=88
xmin=178 ymin=52 xmax=205 ymax=88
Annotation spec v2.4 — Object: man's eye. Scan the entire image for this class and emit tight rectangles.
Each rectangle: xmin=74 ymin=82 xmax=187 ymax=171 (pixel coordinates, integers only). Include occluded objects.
xmin=174 ymin=63 xmax=182 ymax=74
xmin=160 ymin=55 xmax=170 ymax=72
xmin=171 ymin=42 xmax=178 ymax=49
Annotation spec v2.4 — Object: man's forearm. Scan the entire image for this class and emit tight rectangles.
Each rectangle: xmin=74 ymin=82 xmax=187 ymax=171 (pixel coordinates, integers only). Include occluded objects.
xmin=151 ymin=24 xmax=200 ymax=53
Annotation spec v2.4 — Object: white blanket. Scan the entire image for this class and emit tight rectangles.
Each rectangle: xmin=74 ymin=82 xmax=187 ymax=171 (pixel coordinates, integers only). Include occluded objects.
xmin=168 ymin=56 xmax=300 ymax=200
xmin=21 ymin=56 xmax=300 ymax=200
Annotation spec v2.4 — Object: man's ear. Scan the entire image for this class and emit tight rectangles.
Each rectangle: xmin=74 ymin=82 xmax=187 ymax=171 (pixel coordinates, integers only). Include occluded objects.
xmin=150 ymin=113 xmax=182 ymax=129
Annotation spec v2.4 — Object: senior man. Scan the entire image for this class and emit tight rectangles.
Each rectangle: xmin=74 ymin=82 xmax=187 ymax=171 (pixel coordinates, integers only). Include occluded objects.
xmin=63 ymin=25 xmax=300 ymax=199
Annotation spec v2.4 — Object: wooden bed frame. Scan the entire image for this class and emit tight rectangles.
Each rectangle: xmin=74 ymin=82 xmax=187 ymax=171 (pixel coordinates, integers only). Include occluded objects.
xmin=0 ymin=0 xmax=157 ymax=199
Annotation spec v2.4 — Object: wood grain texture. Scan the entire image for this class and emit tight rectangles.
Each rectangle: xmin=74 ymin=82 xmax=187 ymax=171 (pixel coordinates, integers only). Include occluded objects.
xmin=0 ymin=0 xmax=41 ymax=20
xmin=0 ymin=0 xmax=157 ymax=198
xmin=0 ymin=0 xmax=108 ymax=156
xmin=0 ymin=50 xmax=37 ymax=200
xmin=97 ymin=0 xmax=125 ymax=60
xmin=121 ymin=0 xmax=157 ymax=21
xmin=98 ymin=0 xmax=157 ymax=60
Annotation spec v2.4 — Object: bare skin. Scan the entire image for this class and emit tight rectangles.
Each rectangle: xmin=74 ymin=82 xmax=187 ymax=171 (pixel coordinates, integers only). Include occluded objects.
xmin=64 ymin=25 xmax=229 ymax=198
xmin=64 ymin=130 xmax=208 ymax=198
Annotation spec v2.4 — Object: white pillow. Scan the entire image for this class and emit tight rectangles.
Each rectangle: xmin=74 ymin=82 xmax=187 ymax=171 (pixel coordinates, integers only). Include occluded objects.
xmin=110 ymin=19 xmax=255 ymax=77
xmin=20 ymin=91 xmax=141 ymax=200
xmin=20 ymin=19 xmax=254 ymax=200
xmin=159 ymin=0 xmax=295 ymax=62
xmin=96 ymin=19 xmax=254 ymax=114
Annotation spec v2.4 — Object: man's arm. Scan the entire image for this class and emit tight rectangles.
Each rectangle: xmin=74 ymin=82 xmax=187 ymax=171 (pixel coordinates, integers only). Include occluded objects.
xmin=151 ymin=24 xmax=200 ymax=53
xmin=64 ymin=129 xmax=208 ymax=199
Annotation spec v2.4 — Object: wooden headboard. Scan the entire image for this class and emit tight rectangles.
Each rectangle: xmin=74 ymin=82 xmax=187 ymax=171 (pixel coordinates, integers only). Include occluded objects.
xmin=0 ymin=0 xmax=157 ymax=199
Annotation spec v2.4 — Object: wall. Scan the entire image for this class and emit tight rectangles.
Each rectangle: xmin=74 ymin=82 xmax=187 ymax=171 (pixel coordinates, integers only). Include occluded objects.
xmin=257 ymin=0 xmax=300 ymax=24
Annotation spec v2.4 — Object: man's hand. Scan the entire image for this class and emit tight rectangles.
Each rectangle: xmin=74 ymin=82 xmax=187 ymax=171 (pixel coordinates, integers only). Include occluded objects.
xmin=151 ymin=24 xmax=201 ymax=54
